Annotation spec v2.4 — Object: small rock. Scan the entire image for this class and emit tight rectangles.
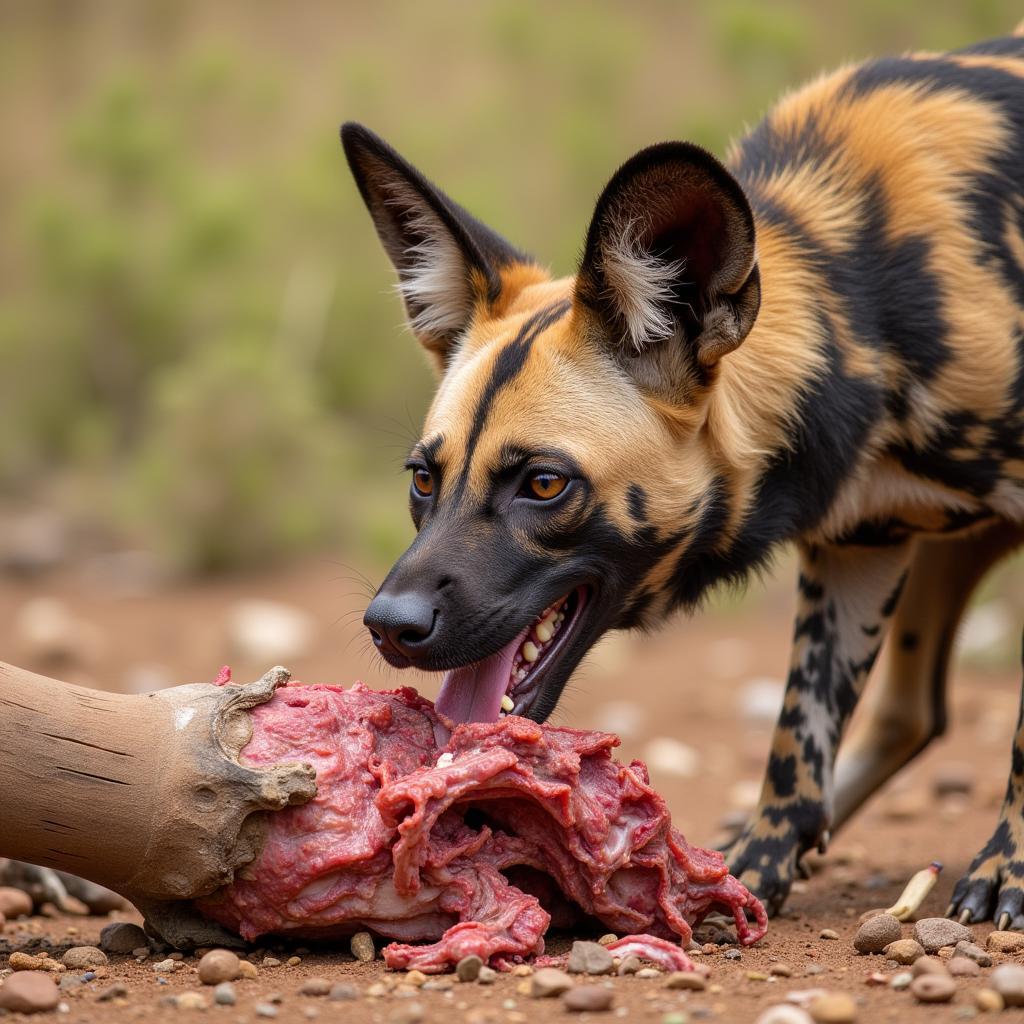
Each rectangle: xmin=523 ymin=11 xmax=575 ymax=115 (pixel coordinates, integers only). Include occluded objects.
xmin=152 ymin=958 xmax=178 ymax=973
xmin=366 ymin=982 xmax=389 ymax=998
xmin=422 ymin=978 xmax=453 ymax=991
xmin=0 ymin=887 xmax=33 ymax=918
xmin=58 ymin=975 xmax=83 ymax=994
xmin=457 ymin=954 xmax=483 ymax=982
xmin=598 ymin=933 xmax=618 ymax=945
xmin=986 ymin=930 xmax=1024 ymax=953
xmin=531 ymin=967 xmax=573 ymax=997
xmin=351 ymin=931 xmax=375 ymax=962
xmin=97 ymin=983 xmax=127 ymax=1001
xmin=748 ymin=970 xmax=770 ymax=981
xmin=511 ymin=965 xmax=533 ymax=977
xmin=891 ymin=972 xmax=913 ymax=990
xmin=132 ymin=947 xmax=149 ymax=959
xmin=477 ymin=965 xmax=497 ymax=985
xmin=262 ymin=956 xmax=281 ymax=967
xmin=723 ymin=948 xmax=742 ymax=960
xmin=214 ymin=982 xmax=237 ymax=1005
xmin=635 ymin=968 xmax=661 ymax=979
xmin=176 ymin=991 xmax=208 ymax=1010
xmin=329 ymin=982 xmax=359 ymax=1000
xmin=665 ymin=971 xmax=706 ymax=991
xmin=973 ymin=988 xmax=1004 ymax=1012
xmin=991 ymin=963 xmax=1024 ymax=1006
xmin=819 ymin=929 xmax=840 ymax=941
xmin=0 ymin=971 xmax=60 ymax=1013
xmin=563 ymin=985 xmax=614 ymax=1012
xmin=912 ymin=956 xmax=949 ymax=977
xmin=98 ymin=922 xmax=149 ymax=955
xmin=255 ymin=1003 xmax=279 ymax=1019
xmin=390 ymin=1003 xmax=425 ymax=1024
xmin=948 ymin=957 xmax=981 ymax=977
xmin=913 ymin=918 xmax=972 ymax=953
xmin=808 ymin=992 xmax=857 ymax=1023
xmin=198 ymin=949 xmax=240 ymax=985
xmin=755 ymin=1008 xmax=815 ymax=1024
xmin=61 ymin=945 xmax=107 ymax=969
xmin=883 ymin=939 xmax=925 ymax=965
xmin=617 ymin=955 xmax=641 ymax=975
xmin=299 ymin=978 xmax=332 ymax=996
xmin=911 ymin=973 xmax=957 ymax=1003
xmin=805 ymin=964 xmax=826 ymax=976
xmin=853 ymin=914 xmax=901 ymax=954
xmin=238 ymin=959 xmax=259 ymax=980
xmin=954 ymin=940 xmax=991 ymax=967
xmin=770 ymin=963 xmax=794 ymax=977
xmin=568 ymin=940 xmax=614 ymax=975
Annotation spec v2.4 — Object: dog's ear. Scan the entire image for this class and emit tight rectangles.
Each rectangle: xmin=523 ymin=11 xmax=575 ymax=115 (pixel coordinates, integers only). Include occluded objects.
xmin=575 ymin=141 xmax=760 ymax=380
xmin=342 ymin=123 xmax=529 ymax=366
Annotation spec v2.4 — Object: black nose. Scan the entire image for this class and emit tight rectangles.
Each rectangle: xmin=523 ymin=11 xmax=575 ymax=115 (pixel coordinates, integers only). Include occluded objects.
xmin=363 ymin=591 xmax=437 ymax=659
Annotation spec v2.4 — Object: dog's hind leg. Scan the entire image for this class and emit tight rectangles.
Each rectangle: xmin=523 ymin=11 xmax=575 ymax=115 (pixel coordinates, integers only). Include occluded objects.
xmin=832 ymin=521 xmax=1023 ymax=831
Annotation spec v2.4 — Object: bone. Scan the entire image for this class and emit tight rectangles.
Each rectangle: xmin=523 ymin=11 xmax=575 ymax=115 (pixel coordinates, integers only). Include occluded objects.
xmin=0 ymin=661 xmax=316 ymax=946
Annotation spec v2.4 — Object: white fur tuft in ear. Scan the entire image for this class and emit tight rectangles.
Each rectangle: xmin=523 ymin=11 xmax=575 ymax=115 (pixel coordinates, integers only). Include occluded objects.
xmin=384 ymin=187 xmax=473 ymax=338
xmin=600 ymin=215 xmax=686 ymax=352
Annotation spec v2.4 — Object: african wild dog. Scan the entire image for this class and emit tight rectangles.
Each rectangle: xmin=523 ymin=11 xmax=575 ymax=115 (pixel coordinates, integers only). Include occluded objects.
xmin=344 ymin=28 xmax=1024 ymax=923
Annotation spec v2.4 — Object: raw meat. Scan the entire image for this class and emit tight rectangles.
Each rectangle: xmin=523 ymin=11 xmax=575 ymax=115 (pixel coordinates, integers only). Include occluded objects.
xmin=197 ymin=680 xmax=767 ymax=972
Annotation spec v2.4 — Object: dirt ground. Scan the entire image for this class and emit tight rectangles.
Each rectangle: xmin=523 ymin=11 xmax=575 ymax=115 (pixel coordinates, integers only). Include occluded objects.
xmin=1 ymin=557 xmax=1023 ymax=1022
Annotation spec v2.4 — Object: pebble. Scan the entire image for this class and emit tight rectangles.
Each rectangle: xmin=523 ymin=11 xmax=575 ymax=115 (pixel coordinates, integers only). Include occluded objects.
xmin=891 ymin=972 xmax=913 ymax=990
xmin=954 ymin=940 xmax=992 ymax=967
xmin=61 ymin=945 xmax=107 ymax=969
xmin=865 ymin=972 xmax=887 ymax=986
xmin=329 ymin=982 xmax=359 ymax=1000
xmin=351 ymin=931 xmax=376 ymax=962
xmin=0 ymin=971 xmax=60 ymax=1013
xmin=598 ymin=933 xmax=618 ymax=945
xmin=771 ymin=963 xmax=794 ymax=977
xmin=617 ymin=955 xmax=641 ymax=975
xmin=457 ymin=954 xmax=483 ymax=982
xmin=912 ymin=956 xmax=949 ymax=977
xmin=198 ymin=949 xmax=241 ymax=985
xmin=852 ymin=914 xmax=901 ymax=954
xmin=666 ymin=971 xmax=706 ymax=990
xmin=986 ymin=930 xmax=1024 ymax=953
xmin=724 ymin=948 xmax=742 ymax=960
xmin=214 ymin=981 xmax=237 ymax=1005
xmin=299 ymin=978 xmax=332 ymax=996
xmin=152 ymin=958 xmax=178 ymax=973
xmin=911 ymin=973 xmax=957 ymax=1003
xmin=913 ymin=918 xmax=972 ymax=953
xmin=255 ymin=1003 xmax=279 ymax=1019
xmin=531 ymin=967 xmax=573 ymax=997
xmin=0 ymin=887 xmax=34 ymax=918
xmin=819 ymin=929 xmax=840 ymax=941
xmin=808 ymin=993 xmax=856 ymax=1023
xmin=756 ymin=1008 xmax=815 ymax=1024
xmin=262 ymin=956 xmax=282 ymax=967
xmin=422 ymin=978 xmax=453 ymax=991
xmin=883 ymin=939 xmax=924 ymax=965
xmin=973 ymin=988 xmax=1004 ymax=1012
xmin=58 ymin=975 xmax=83 ymax=994
xmin=563 ymin=985 xmax=614 ymax=1012
xmin=636 ymin=967 xmax=662 ymax=979
xmin=948 ymin=957 xmax=981 ymax=977
xmin=176 ymin=991 xmax=208 ymax=1010
xmin=390 ymin=1003 xmax=425 ymax=1024
xmin=99 ymin=921 xmax=149 ymax=955
xmin=991 ymin=963 xmax=1024 ymax=1006
xmin=568 ymin=940 xmax=614 ymax=975
xmin=97 ymin=983 xmax=128 ymax=1001
xmin=511 ymin=965 xmax=533 ymax=977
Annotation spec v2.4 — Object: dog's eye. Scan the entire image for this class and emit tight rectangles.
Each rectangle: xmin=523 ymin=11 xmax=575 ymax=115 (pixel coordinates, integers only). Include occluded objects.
xmin=411 ymin=467 xmax=434 ymax=497
xmin=525 ymin=472 xmax=567 ymax=501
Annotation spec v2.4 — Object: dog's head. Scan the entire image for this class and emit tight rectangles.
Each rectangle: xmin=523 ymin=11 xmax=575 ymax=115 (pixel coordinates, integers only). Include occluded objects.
xmin=342 ymin=123 xmax=761 ymax=725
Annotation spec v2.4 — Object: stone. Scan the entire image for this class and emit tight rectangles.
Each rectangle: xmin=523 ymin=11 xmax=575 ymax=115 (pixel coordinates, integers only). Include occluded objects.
xmin=973 ymin=988 xmax=1004 ymax=1012
xmin=0 ymin=886 xmax=33 ymax=918
xmin=61 ymin=945 xmax=107 ymax=969
xmin=262 ymin=956 xmax=281 ymax=967
xmin=771 ymin=963 xmax=794 ymax=977
xmin=198 ymin=949 xmax=240 ymax=984
xmin=9 ymin=952 xmax=63 ymax=973
xmin=456 ymin=955 xmax=483 ymax=982
xmin=214 ymin=982 xmax=237 ymax=1005
xmin=255 ymin=1003 xmax=279 ymax=1019
xmin=819 ymin=929 xmax=840 ymax=941
xmin=853 ymin=914 xmax=901 ymax=954
xmin=531 ymin=967 xmax=573 ymax=997
xmin=724 ymin=948 xmax=742 ymax=960
xmin=389 ymin=1003 xmax=425 ymax=1024
xmin=891 ymin=972 xmax=913 ymax=990
xmin=911 ymin=973 xmax=956 ymax=1003
xmin=0 ymin=971 xmax=60 ymax=1013
xmin=991 ymin=963 xmax=1024 ymax=1007
xmin=97 ymin=983 xmax=128 ymax=1001
xmin=598 ymin=933 xmax=618 ymax=945
xmin=98 ymin=921 xmax=148 ymax=955
xmin=299 ymin=978 xmax=332 ymax=996
xmin=477 ymin=965 xmax=497 ymax=984
xmin=948 ymin=957 xmax=981 ymax=977
xmin=986 ymin=930 xmax=1024 ymax=953
xmin=58 ymin=975 xmax=83 ymax=994
xmin=176 ymin=991 xmax=208 ymax=1010
xmin=954 ymin=940 xmax=991 ymax=967
xmin=883 ymin=938 xmax=925 ymax=965
xmin=912 ymin=956 xmax=949 ymax=977
xmin=351 ymin=930 xmax=375 ymax=962
xmin=913 ymin=917 xmax=972 ymax=953
xmin=568 ymin=939 xmax=614 ymax=975
xmin=329 ymin=982 xmax=359 ymax=1000
xmin=563 ymin=985 xmax=614 ymax=1012
xmin=238 ymin=959 xmax=259 ymax=979
xmin=755 ymin=1008 xmax=815 ymax=1024
xmin=635 ymin=967 xmax=661 ymax=978
xmin=617 ymin=955 xmax=641 ymax=975
xmin=665 ymin=971 xmax=706 ymax=990
xmin=152 ymin=958 xmax=178 ymax=973
xmin=808 ymin=993 xmax=857 ymax=1023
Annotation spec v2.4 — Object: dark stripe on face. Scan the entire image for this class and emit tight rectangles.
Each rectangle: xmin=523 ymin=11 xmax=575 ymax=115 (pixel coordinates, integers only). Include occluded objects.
xmin=451 ymin=299 xmax=571 ymax=500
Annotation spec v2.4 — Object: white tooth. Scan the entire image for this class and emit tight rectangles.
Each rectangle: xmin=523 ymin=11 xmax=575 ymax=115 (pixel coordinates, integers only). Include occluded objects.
xmin=556 ymin=613 xmax=565 ymax=624
xmin=501 ymin=694 xmax=514 ymax=713
xmin=535 ymin=621 xmax=554 ymax=643
xmin=517 ymin=668 xmax=527 ymax=681
xmin=522 ymin=641 xmax=539 ymax=663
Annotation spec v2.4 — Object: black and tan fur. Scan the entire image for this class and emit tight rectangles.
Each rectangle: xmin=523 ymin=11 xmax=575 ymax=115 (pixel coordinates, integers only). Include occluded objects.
xmin=343 ymin=28 xmax=1024 ymax=923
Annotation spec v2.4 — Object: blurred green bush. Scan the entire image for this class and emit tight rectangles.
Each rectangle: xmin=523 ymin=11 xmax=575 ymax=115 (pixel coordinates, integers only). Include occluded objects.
xmin=0 ymin=0 xmax=1018 ymax=573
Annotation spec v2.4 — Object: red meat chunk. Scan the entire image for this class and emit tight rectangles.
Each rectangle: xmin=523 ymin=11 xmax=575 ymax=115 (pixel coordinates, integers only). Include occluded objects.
xmin=197 ymin=681 xmax=767 ymax=972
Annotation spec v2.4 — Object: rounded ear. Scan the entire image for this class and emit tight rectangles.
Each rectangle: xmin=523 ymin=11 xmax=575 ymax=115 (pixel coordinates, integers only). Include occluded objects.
xmin=575 ymin=141 xmax=760 ymax=368
xmin=341 ymin=123 xmax=530 ymax=365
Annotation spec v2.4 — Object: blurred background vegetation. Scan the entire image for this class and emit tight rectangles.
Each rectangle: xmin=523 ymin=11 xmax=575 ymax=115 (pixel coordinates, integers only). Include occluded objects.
xmin=0 ymin=0 xmax=1021 ymax=577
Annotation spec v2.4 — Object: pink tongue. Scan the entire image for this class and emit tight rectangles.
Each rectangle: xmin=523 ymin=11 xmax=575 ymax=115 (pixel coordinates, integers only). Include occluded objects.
xmin=435 ymin=628 xmax=528 ymax=725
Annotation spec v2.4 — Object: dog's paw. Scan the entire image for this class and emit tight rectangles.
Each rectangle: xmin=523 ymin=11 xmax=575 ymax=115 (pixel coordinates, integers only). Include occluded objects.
xmin=724 ymin=824 xmax=801 ymax=916
xmin=949 ymin=819 xmax=1024 ymax=929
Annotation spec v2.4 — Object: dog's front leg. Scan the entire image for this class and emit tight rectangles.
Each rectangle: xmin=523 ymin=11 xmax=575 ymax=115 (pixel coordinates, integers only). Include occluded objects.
xmin=725 ymin=541 xmax=912 ymax=914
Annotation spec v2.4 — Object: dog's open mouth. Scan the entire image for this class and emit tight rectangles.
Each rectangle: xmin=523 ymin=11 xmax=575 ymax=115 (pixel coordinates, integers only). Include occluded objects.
xmin=435 ymin=586 xmax=589 ymax=726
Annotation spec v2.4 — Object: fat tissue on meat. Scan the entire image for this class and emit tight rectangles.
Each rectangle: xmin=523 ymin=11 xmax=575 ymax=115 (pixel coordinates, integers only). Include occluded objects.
xmin=196 ymin=679 xmax=767 ymax=972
